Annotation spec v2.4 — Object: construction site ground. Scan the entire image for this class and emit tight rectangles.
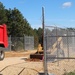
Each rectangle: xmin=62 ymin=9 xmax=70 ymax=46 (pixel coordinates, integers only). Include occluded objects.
xmin=0 ymin=50 xmax=75 ymax=75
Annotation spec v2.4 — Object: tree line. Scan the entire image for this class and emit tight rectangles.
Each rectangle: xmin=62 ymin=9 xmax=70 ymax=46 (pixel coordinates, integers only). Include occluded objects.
xmin=0 ymin=2 xmax=43 ymax=47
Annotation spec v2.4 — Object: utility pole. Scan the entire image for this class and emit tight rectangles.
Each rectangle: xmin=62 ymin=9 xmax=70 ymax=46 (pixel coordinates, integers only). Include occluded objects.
xmin=42 ymin=7 xmax=48 ymax=75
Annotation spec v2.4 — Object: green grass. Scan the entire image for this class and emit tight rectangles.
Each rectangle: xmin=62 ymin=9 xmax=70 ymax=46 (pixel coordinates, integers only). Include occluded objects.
xmin=63 ymin=71 xmax=75 ymax=75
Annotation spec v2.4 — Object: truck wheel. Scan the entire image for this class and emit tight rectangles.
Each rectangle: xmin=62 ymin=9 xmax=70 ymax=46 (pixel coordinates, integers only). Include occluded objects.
xmin=0 ymin=50 xmax=5 ymax=61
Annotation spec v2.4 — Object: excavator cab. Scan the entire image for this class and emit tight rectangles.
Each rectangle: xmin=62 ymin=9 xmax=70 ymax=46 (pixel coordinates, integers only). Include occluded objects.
xmin=0 ymin=24 xmax=8 ymax=60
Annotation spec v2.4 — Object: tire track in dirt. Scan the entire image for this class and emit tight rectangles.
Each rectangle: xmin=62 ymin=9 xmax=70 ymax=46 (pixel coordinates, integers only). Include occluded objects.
xmin=0 ymin=62 xmax=39 ymax=75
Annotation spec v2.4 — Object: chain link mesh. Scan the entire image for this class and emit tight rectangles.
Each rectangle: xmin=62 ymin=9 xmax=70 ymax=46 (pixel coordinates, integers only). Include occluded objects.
xmin=4 ymin=36 xmax=34 ymax=51
xmin=44 ymin=26 xmax=75 ymax=75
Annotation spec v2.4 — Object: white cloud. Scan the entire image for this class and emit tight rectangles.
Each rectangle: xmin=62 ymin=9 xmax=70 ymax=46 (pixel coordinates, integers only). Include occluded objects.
xmin=62 ymin=2 xmax=72 ymax=8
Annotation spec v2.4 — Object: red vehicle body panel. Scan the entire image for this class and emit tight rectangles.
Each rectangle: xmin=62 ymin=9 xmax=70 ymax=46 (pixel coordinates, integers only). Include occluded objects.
xmin=0 ymin=24 xmax=8 ymax=48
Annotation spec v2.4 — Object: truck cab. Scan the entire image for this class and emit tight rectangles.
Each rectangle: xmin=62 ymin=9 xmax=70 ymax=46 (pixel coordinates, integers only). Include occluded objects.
xmin=0 ymin=24 xmax=8 ymax=60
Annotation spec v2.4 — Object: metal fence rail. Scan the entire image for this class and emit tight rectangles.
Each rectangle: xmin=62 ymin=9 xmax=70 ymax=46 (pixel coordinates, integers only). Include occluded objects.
xmin=44 ymin=26 xmax=75 ymax=75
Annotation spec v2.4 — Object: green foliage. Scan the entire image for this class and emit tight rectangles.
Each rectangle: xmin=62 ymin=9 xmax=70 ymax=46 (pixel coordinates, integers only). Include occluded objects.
xmin=0 ymin=2 xmax=7 ymax=24
xmin=33 ymin=28 xmax=43 ymax=48
xmin=11 ymin=37 xmax=24 ymax=51
xmin=33 ymin=29 xmax=39 ymax=48
xmin=0 ymin=2 xmax=43 ymax=48
xmin=63 ymin=71 xmax=75 ymax=75
xmin=37 ymin=28 xmax=43 ymax=44
xmin=6 ymin=7 xmax=34 ymax=36
xmin=0 ymin=2 xmax=34 ymax=37
xmin=67 ymin=28 xmax=75 ymax=30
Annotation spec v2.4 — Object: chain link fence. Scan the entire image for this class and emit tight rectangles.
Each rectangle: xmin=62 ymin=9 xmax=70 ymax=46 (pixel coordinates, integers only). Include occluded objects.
xmin=44 ymin=26 xmax=75 ymax=75
xmin=4 ymin=36 xmax=34 ymax=51
xmin=24 ymin=36 xmax=34 ymax=50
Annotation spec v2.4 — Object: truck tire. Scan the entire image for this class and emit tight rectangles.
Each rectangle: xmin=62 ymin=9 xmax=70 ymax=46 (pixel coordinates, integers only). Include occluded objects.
xmin=0 ymin=50 xmax=5 ymax=61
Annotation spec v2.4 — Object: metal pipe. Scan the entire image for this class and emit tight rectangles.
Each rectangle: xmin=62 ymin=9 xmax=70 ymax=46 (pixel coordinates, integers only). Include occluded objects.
xmin=42 ymin=7 xmax=48 ymax=75
xmin=67 ymin=29 xmax=69 ymax=61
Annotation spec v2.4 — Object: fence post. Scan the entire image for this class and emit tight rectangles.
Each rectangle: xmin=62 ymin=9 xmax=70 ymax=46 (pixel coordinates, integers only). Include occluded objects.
xmin=9 ymin=35 xmax=11 ymax=51
xmin=32 ymin=36 xmax=34 ymax=50
xmin=67 ymin=29 xmax=69 ymax=61
xmin=24 ymin=35 xmax=25 ymax=51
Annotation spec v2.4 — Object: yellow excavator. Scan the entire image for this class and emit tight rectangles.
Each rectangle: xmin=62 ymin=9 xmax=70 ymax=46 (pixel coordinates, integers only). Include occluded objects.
xmin=30 ymin=37 xmax=64 ymax=59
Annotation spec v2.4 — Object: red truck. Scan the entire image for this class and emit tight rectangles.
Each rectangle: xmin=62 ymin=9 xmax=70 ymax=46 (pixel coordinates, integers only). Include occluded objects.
xmin=0 ymin=24 xmax=8 ymax=60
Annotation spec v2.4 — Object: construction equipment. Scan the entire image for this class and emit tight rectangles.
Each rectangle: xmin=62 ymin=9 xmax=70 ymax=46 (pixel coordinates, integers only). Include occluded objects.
xmin=30 ymin=37 xmax=64 ymax=60
xmin=0 ymin=24 xmax=8 ymax=60
xmin=30 ymin=44 xmax=44 ymax=60
xmin=37 ymin=44 xmax=43 ymax=54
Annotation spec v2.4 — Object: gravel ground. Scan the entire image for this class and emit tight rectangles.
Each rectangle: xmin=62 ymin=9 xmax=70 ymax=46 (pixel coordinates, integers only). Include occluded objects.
xmin=0 ymin=51 xmax=75 ymax=75
xmin=1 ymin=57 xmax=75 ymax=75
xmin=0 ymin=57 xmax=44 ymax=75
xmin=0 ymin=57 xmax=25 ymax=71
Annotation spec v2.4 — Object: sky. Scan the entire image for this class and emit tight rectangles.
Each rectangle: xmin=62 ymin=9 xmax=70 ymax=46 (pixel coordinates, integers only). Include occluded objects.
xmin=0 ymin=0 xmax=75 ymax=29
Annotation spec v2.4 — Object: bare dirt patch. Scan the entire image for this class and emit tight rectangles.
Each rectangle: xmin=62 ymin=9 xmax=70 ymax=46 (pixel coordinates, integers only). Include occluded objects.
xmin=2 ymin=50 xmax=75 ymax=75
xmin=5 ymin=50 xmax=37 ymax=57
